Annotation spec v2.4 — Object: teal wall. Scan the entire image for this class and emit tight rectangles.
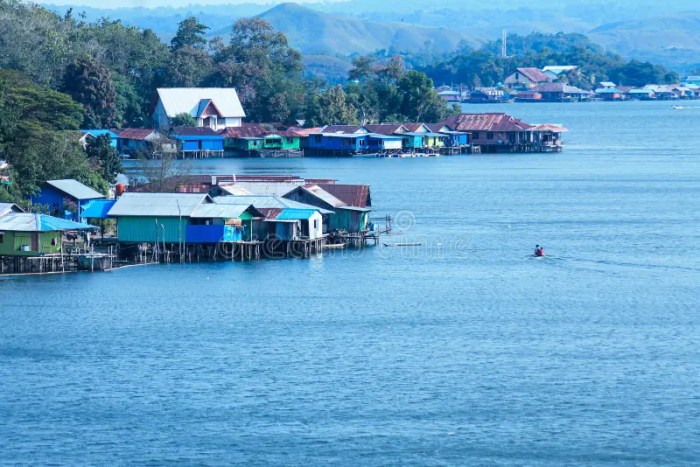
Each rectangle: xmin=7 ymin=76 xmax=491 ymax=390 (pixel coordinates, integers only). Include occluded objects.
xmin=329 ymin=208 xmax=368 ymax=233
xmin=116 ymin=216 xmax=190 ymax=243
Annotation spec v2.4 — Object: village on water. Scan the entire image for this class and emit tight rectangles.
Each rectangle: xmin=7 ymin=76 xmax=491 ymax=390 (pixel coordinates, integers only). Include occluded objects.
xmin=0 ymin=85 xmax=569 ymax=275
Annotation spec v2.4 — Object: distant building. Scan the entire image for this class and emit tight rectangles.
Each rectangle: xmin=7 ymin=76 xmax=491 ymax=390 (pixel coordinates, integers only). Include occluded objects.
xmin=115 ymin=128 xmax=176 ymax=157
xmin=152 ymin=88 xmax=246 ymax=131
xmin=542 ymin=65 xmax=578 ymax=81
xmin=468 ymin=87 xmax=505 ymax=103
xmin=79 ymin=129 xmax=119 ymax=149
xmin=504 ymin=67 xmax=551 ymax=89
xmin=532 ymin=83 xmax=591 ymax=102
xmin=442 ymin=113 xmax=566 ymax=153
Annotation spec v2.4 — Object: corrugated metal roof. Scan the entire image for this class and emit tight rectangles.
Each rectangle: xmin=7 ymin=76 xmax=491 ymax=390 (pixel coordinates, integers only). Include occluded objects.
xmin=108 ymin=193 xmax=212 ymax=217
xmin=515 ymin=67 xmax=550 ymax=83
xmin=81 ymin=199 xmax=117 ymax=219
xmin=275 ymin=209 xmax=317 ymax=220
xmin=315 ymin=184 xmax=371 ymax=208
xmin=190 ymin=203 xmax=262 ymax=219
xmin=300 ymin=185 xmax=346 ymax=208
xmin=220 ymin=181 xmax=304 ymax=196
xmin=220 ymin=123 xmax=276 ymax=138
xmin=0 ymin=213 xmax=95 ymax=231
xmin=116 ymin=128 xmax=161 ymax=140
xmin=157 ymin=88 xmax=246 ymax=119
xmin=286 ymin=126 xmax=322 ymax=137
xmin=530 ymin=124 xmax=568 ymax=132
xmin=214 ymin=195 xmax=332 ymax=214
xmin=46 ymin=179 xmax=105 ymax=200
xmin=402 ymin=123 xmax=431 ymax=132
xmin=443 ymin=113 xmax=533 ymax=132
xmin=364 ymin=124 xmax=407 ymax=135
xmin=0 ymin=202 xmax=24 ymax=216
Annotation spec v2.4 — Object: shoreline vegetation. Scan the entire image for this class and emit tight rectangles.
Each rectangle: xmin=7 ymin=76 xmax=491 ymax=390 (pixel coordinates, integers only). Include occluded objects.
xmin=0 ymin=0 xmax=691 ymax=209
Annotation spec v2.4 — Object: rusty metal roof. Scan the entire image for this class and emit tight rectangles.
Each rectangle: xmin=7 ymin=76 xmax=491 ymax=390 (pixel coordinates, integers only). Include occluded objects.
xmin=116 ymin=128 xmax=160 ymax=140
xmin=364 ymin=124 xmax=407 ymax=135
xmin=443 ymin=113 xmax=533 ymax=132
xmin=286 ymin=127 xmax=323 ymax=137
xmin=220 ymin=123 xmax=276 ymax=138
xmin=402 ymin=123 xmax=431 ymax=132
xmin=515 ymin=67 xmax=550 ymax=83
xmin=315 ymin=184 xmax=371 ymax=208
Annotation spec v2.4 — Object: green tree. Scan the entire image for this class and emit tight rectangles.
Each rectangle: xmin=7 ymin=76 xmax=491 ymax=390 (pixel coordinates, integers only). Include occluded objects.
xmin=171 ymin=16 xmax=209 ymax=50
xmin=85 ymin=134 xmax=122 ymax=183
xmin=306 ymin=85 xmax=357 ymax=126
xmin=170 ymin=113 xmax=197 ymax=127
xmin=165 ymin=46 xmax=214 ymax=87
xmin=348 ymin=56 xmax=375 ymax=82
xmin=0 ymin=70 xmax=106 ymax=200
xmin=397 ymin=70 xmax=449 ymax=122
xmin=62 ymin=57 xmax=117 ymax=128
xmin=209 ymin=18 xmax=304 ymax=122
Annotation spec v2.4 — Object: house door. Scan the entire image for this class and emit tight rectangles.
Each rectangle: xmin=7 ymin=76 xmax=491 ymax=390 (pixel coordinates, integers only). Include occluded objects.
xmin=31 ymin=232 xmax=39 ymax=251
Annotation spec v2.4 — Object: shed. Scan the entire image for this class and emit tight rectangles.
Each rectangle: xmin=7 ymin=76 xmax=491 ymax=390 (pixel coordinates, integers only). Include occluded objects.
xmin=0 ymin=212 xmax=94 ymax=256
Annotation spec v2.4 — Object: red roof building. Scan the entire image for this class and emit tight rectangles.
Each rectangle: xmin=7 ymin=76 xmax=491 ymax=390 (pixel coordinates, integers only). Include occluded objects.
xmin=504 ymin=67 xmax=551 ymax=89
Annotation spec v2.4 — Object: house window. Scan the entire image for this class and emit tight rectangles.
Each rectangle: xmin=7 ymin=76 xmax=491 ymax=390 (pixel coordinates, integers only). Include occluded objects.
xmin=360 ymin=139 xmax=366 ymax=146
xmin=313 ymin=219 xmax=318 ymax=230
xmin=486 ymin=132 xmax=494 ymax=140
xmin=0 ymin=232 xmax=4 ymax=244
xmin=473 ymin=132 xmax=480 ymax=139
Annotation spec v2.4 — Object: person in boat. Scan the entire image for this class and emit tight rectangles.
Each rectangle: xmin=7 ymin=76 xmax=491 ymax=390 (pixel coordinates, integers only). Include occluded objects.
xmin=534 ymin=245 xmax=544 ymax=257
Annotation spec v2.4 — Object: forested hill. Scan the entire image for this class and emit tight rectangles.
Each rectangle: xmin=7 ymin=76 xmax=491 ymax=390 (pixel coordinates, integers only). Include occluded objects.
xmin=43 ymin=1 xmax=700 ymax=72
xmin=255 ymin=3 xmax=480 ymax=56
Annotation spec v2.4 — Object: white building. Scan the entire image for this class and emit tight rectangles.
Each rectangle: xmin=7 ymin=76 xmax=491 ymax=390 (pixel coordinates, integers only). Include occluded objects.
xmin=152 ymin=88 xmax=246 ymax=131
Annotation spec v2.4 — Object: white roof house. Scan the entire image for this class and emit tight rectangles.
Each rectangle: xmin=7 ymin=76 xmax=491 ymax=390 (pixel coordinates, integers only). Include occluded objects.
xmin=152 ymin=88 xmax=246 ymax=131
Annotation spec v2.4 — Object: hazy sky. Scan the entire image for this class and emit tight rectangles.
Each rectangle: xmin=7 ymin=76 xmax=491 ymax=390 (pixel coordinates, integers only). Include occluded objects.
xmin=43 ymin=0 xmax=317 ymax=7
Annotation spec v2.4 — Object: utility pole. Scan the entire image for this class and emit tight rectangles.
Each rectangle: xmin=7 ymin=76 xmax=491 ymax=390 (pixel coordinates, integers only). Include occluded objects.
xmin=501 ymin=29 xmax=507 ymax=59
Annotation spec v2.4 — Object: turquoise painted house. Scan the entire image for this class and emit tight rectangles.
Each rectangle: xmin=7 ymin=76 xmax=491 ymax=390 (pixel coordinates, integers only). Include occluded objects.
xmin=108 ymin=193 xmax=263 ymax=244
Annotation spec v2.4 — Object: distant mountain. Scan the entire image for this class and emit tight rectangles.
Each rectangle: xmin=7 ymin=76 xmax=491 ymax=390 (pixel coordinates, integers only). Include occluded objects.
xmin=589 ymin=14 xmax=700 ymax=72
xmin=253 ymin=3 xmax=481 ymax=56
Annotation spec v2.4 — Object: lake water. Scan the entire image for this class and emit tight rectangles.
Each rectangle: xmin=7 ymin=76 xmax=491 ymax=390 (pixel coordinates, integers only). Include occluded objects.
xmin=2 ymin=100 xmax=699 ymax=464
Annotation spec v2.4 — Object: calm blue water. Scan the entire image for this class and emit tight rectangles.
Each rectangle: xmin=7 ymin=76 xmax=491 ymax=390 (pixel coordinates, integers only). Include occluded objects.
xmin=2 ymin=101 xmax=700 ymax=464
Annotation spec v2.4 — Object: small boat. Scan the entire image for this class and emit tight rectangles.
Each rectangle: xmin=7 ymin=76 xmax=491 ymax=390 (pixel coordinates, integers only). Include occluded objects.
xmin=383 ymin=242 xmax=423 ymax=247
xmin=323 ymin=243 xmax=346 ymax=250
xmin=672 ymin=105 xmax=684 ymax=110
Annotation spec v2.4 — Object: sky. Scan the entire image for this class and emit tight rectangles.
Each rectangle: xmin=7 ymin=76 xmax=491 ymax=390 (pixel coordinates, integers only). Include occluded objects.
xmin=42 ymin=0 xmax=319 ymax=6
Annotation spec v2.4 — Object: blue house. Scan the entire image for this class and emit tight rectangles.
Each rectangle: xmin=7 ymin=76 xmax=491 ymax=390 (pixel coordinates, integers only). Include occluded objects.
xmin=171 ymin=127 xmax=225 ymax=158
xmin=80 ymin=129 xmax=119 ymax=149
xmin=307 ymin=133 xmax=368 ymax=156
xmin=31 ymin=179 xmax=105 ymax=222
